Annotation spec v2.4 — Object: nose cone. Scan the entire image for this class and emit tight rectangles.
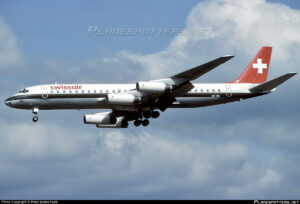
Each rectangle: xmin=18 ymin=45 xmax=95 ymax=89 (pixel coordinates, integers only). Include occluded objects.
xmin=5 ymin=97 xmax=12 ymax=107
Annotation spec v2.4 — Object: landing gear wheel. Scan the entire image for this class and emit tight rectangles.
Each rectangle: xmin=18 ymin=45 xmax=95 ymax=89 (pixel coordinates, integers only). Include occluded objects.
xmin=152 ymin=111 xmax=160 ymax=118
xmin=32 ymin=116 xmax=38 ymax=122
xmin=134 ymin=120 xmax=141 ymax=127
xmin=142 ymin=119 xmax=149 ymax=126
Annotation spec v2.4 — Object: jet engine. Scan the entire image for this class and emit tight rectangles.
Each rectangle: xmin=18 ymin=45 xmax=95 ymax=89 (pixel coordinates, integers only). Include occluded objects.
xmin=136 ymin=81 xmax=172 ymax=93
xmin=83 ymin=112 xmax=116 ymax=125
xmin=96 ymin=117 xmax=128 ymax=128
xmin=107 ymin=94 xmax=141 ymax=105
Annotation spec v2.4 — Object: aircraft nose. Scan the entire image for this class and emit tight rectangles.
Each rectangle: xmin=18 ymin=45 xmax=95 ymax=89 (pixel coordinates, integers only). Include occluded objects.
xmin=5 ymin=97 xmax=12 ymax=107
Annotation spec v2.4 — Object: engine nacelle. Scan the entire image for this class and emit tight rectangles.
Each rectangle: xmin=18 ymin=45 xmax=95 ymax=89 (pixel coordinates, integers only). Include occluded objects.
xmin=96 ymin=117 xmax=128 ymax=128
xmin=83 ymin=112 xmax=116 ymax=125
xmin=136 ymin=81 xmax=172 ymax=93
xmin=107 ymin=94 xmax=141 ymax=105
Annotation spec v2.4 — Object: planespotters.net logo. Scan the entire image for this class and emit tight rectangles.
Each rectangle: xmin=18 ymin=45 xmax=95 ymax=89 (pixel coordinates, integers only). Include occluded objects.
xmin=254 ymin=201 xmax=299 ymax=204
xmin=87 ymin=26 xmax=213 ymax=37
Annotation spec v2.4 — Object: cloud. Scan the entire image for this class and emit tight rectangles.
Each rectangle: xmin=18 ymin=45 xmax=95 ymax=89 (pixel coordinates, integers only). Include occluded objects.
xmin=106 ymin=0 xmax=300 ymax=81
xmin=25 ymin=0 xmax=300 ymax=84
xmin=0 ymin=122 xmax=291 ymax=199
xmin=1 ymin=0 xmax=300 ymax=200
xmin=186 ymin=0 xmax=300 ymax=60
xmin=0 ymin=121 xmax=91 ymax=160
xmin=0 ymin=17 xmax=24 ymax=71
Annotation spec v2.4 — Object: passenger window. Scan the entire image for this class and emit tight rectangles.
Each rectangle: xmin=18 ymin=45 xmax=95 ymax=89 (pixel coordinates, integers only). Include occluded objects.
xmin=50 ymin=91 xmax=53 ymax=94
xmin=100 ymin=90 xmax=102 ymax=93
xmin=57 ymin=90 xmax=60 ymax=94
xmin=207 ymin=89 xmax=209 ymax=92
xmin=218 ymin=89 xmax=221 ymax=92
xmin=69 ymin=90 xmax=72 ymax=93
xmin=113 ymin=90 xmax=115 ymax=93
xmin=63 ymin=90 xmax=66 ymax=94
xmin=82 ymin=90 xmax=84 ymax=93
xmin=195 ymin=89 xmax=197 ymax=92
xmin=212 ymin=89 xmax=215 ymax=92
xmin=118 ymin=89 xmax=121 ymax=93
xmin=106 ymin=90 xmax=108 ymax=93
xmin=75 ymin=90 xmax=78 ymax=94
xmin=88 ymin=90 xmax=90 ymax=93
xmin=201 ymin=89 xmax=203 ymax=92
xmin=94 ymin=90 xmax=97 ymax=93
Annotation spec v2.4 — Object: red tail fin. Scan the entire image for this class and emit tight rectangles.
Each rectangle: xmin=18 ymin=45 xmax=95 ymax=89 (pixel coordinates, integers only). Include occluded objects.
xmin=232 ymin=47 xmax=272 ymax=84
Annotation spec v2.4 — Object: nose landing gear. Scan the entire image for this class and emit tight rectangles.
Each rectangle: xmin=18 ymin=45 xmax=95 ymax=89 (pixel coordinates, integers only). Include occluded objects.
xmin=32 ymin=115 xmax=38 ymax=122
xmin=32 ymin=108 xmax=39 ymax=123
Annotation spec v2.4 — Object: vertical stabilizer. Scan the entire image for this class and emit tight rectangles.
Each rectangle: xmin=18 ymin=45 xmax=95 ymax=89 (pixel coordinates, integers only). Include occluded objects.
xmin=232 ymin=47 xmax=272 ymax=84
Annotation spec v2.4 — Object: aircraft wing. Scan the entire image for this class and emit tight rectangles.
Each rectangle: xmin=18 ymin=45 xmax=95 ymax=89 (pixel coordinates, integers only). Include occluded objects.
xmin=110 ymin=55 xmax=234 ymax=112
xmin=171 ymin=55 xmax=234 ymax=81
xmin=152 ymin=55 xmax=234 ymax=111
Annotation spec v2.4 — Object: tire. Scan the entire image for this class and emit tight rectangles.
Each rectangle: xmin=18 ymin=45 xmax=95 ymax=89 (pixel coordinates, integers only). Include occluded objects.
xmin=142 ymin=119 xmax=149 ymax=126
xmin=32 ymin=116 xmax=38 ymax=122
xmin=134 ymin=120 xmax=141 ymax=127
xmin=152 ymin=111 xmax=160 ymax=118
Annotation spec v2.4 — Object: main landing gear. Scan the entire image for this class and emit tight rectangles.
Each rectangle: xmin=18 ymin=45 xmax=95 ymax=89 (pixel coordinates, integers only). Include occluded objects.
xmin=134 ymin=110 xmax=160 ymax=127
xmin=32 ymin=108 xmax=39 ymax=122
xmin=134 ymin=118 xmax=149 ymax=127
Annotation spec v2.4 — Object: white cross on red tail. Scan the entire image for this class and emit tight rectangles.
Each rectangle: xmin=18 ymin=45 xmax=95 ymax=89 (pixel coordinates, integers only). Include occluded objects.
xmin=253 ymin=58 xmax=267 ymax=74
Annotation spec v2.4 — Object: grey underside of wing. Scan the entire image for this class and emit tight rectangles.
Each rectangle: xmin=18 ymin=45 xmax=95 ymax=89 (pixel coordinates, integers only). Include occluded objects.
xmin=171 ymin=55 xmax=234 ymax=81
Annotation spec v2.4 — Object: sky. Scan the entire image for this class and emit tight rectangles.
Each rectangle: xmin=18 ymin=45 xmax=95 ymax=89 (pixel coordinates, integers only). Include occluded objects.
xmin=0 ymin=0 xmax=300 ymax=200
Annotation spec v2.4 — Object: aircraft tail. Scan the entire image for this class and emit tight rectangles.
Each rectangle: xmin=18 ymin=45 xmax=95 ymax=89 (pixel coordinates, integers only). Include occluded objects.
xmin=232 ymin=47 xmax=272 ymax=84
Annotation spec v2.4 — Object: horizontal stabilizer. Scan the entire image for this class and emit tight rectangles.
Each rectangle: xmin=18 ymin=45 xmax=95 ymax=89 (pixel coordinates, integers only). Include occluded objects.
xmin=172 ymin=55 xmax=234 ymax=80
xmin=249 ymin=72 xmax=297 ymax=93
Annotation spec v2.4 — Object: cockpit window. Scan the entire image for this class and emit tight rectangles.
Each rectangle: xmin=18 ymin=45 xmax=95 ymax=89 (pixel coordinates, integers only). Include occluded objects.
xmin=18 ymin=89 xmax=29 ymax=93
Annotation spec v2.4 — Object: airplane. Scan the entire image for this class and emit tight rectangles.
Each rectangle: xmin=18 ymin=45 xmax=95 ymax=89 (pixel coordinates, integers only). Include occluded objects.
xmin=4 ymin=47 xmax=296 ymax=128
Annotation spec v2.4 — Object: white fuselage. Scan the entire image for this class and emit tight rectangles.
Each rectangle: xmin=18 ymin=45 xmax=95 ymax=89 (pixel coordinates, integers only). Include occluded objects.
xmin=5 ymin=46 xmax=293 ymax=128
xmin=5 ymin=83 xmax=268 ymax=112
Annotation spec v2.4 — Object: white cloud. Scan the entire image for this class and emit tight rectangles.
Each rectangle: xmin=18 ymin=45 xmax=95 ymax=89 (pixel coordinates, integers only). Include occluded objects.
xmin=1 ymin=0 xmax=300 ymax=199
xmin=99 ymin=0 xmax=300 ymax=81
xmin=227 ymin=165 xmax=282 ymax=198
xmin=0 ymin=121 xmax=292 ymax=199
xmin=34 ymin=0 xmax=300 ymax=84
xmin=0 ymin=121 xmax=90 ymax=159
xmin=186 ymin=0 xmax=300 ymax=60
xmin=0 ymin=17 xmax=24 ymax=70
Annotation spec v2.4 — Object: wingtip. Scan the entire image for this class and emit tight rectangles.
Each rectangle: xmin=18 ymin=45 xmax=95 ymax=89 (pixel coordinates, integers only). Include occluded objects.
xmin=224 ymin=55 xmax=235 ymax=58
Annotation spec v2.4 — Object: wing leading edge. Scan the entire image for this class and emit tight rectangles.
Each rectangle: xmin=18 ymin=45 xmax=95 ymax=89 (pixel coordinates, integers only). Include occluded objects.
xmin=153 ymin=55 xmax=234 ymax=111
xmin=171 ymin=55 xmax=234 ymax=81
